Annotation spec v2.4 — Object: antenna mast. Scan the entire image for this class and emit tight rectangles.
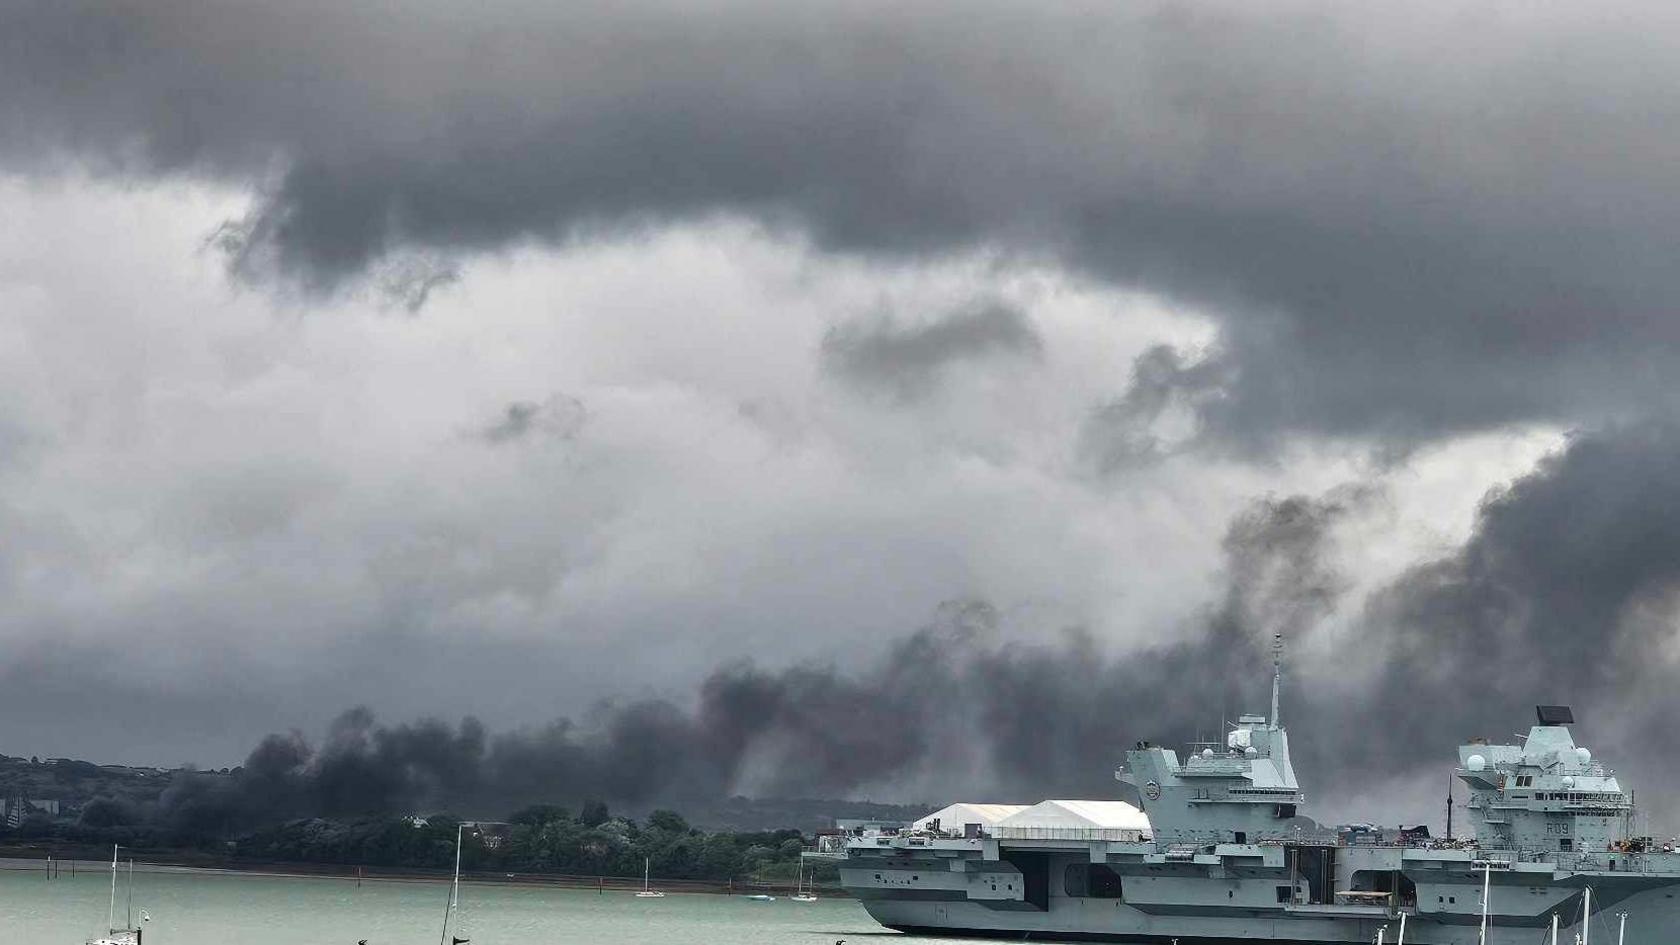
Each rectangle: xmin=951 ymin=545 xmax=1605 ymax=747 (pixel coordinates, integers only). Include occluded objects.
xmin=1270 ymin=632 xmax=1283 ymax=729
xmin=1446 ymin=774 xmax=1454 ymax=840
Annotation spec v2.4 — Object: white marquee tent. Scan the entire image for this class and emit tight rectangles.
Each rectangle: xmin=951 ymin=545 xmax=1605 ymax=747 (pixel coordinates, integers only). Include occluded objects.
xmin=993 ymin=799 xmax=1151 ymax=841
xmin=913 ymin=803 xmax=1029 ymax=835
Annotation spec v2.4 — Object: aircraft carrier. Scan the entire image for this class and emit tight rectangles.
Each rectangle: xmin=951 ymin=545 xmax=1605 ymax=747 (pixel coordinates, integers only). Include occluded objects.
xmin=820 ymin=638 xmax=1680 ymax=942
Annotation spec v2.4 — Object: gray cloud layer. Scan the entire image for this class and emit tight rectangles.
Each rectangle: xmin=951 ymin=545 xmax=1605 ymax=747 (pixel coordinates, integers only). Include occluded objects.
xmin=9 ymin=2 xmax=1680 ymax=441
xmin=10 ymin=1 xmax=1680 ymax=828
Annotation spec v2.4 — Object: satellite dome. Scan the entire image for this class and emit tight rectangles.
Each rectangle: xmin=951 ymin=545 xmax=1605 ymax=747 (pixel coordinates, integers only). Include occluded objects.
xmin=1576 ymin=747 xmax=1592 ymax=765
xmin=1467 ymin=754 xmax=1487 ymax=772
xmin=1202 ymin=748 xmax=1214 ymax=758
xmin=1244 ymin=746 xmax=1258 ymax=758
xmin=1561 ymin=776 xmax=1576 ymax=789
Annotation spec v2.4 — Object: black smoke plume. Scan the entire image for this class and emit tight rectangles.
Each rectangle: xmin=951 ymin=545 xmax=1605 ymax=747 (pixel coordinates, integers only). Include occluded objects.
xmin=160 ymin=483 xmax=1360 ymax=833
xmin=159 ymin=424 xmax=1680 ymax=835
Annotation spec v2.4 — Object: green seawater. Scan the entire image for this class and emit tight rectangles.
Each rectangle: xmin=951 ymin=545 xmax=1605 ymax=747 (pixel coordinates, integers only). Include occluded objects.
xmin=0 ymin=862 xmax=962 ymax=945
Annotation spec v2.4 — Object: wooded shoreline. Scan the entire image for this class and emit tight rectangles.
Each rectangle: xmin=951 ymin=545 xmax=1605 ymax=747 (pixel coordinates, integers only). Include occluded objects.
xmin=0 ymin=845 xmax=848 ymax=897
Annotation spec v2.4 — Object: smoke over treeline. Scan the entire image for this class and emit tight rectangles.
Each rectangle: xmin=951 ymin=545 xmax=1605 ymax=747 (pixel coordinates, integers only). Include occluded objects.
xmin=150 ymin=423 xmax=1680 ymax=836
xmin=152 ymin=479 xmax=1350 ymax=834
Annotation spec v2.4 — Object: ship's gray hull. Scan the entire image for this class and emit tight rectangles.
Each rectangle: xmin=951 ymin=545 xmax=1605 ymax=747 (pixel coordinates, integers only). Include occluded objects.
xmin=842 ymin=847 xmax=1680 ymax=944
xmin=856 ymin=889 xmax=1680 ymax=944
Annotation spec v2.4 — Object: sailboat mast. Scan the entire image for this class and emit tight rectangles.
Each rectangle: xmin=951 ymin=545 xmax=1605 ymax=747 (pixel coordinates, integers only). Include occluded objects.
xmin=438 ymin=823 xmax=464 ymax=945
xmin=126 ymin=858 xmax=134 ymax=929
xmin=107 ymin=844 xmax=118 ymax=933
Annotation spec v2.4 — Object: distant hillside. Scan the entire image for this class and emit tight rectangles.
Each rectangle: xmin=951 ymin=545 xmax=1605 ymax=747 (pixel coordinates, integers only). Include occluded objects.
xmin=0 ymin=753 xmax=212 ymax=827
xmin=0 ymin=752 xmax=919 ymax=835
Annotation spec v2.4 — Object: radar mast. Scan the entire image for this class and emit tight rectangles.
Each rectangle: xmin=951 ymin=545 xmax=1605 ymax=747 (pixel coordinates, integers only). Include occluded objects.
xmin=1269 ymin=632 xmax=1283 ymax=730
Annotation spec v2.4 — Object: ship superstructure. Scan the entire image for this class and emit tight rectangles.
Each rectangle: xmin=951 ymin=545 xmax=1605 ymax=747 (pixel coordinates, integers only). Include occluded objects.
xmin=823 ymin=639 xmax=1680 ymax=942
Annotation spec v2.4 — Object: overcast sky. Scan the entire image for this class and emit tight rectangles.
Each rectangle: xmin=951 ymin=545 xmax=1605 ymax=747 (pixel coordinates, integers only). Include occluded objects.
xmin=7 ymin=1 xmax=1680 ymax=827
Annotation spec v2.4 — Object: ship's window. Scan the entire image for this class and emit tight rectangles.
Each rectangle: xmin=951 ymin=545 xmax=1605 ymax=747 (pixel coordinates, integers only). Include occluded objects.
xmin=874 ymin=874 xmax=881 ymax=880
xmin=1228 ymin=891 xmax=1234 ymax=899
xmin=912 ymin=875 xmax=919 ymax=881
xmin=1559 ymin=839 xmax=1572 ymax=852
xmin=1449 ymin=897 xmax=1456 ymax=904
xmin=1277 ymin=886 xmax=1292 ymax=903
xmin=1437 ymin=896 xmax=1444 ymax=903
xmin=1234 ymin=831 xmax=1247 ymax=844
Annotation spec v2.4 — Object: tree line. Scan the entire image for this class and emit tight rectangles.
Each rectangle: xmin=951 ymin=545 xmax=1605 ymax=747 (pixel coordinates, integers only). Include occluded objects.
xmin=12 ymin=800 xmax=834 ymax=884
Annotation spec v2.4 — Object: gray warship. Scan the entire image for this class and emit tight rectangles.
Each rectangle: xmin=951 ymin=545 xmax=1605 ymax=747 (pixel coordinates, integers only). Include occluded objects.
xmin=823 ymin=639 xmax=1680 ymax=942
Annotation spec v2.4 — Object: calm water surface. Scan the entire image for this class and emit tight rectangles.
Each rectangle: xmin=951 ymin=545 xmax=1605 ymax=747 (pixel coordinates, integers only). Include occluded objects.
xmin=0 ymin=862 xmax=979 ymax=945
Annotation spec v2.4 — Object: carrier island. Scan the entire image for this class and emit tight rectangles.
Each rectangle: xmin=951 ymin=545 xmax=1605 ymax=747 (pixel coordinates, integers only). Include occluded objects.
xmin=820 ymin=638 xmax=1680 ymax=943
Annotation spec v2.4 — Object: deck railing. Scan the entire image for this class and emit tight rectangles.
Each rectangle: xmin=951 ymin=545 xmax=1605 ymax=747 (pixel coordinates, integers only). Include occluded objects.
xmin=992 ymin=826 xmax=1148 ymax=842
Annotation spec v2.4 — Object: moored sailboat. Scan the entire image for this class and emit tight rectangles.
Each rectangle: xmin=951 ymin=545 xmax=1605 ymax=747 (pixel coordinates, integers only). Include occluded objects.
xmin=86 ymin=846 xmax=142 ymax=945
xmin=790 ymin=858 xmax=817 ymax=902
xmin=634 ymin=857 xmax=665 ymax=898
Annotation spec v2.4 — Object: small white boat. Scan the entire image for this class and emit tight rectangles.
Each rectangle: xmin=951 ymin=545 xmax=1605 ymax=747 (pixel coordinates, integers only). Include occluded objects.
xmin=744 ymin=893 xmax=776 ymax=901
xmin=790 ymin=858 xmax=818 ymax=902
xmin=86 ymin=846 xmax=142 ymax=945
xmin=635 ymin=857 xmax=665 ymax=898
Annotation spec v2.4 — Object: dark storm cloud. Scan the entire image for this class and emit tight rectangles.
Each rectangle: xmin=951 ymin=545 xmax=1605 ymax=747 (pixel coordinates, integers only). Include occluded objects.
xmin=821 ymin=301 xmax=1043 ymax=401
xmin=16 ymin=0 xmax=1680 ymax=839
xmin=10 ymin=2 xmax=1680 ymax=438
